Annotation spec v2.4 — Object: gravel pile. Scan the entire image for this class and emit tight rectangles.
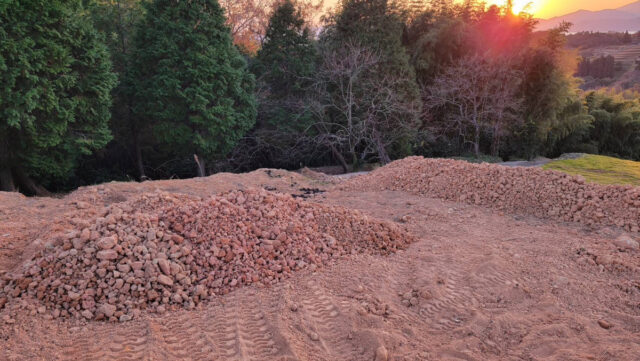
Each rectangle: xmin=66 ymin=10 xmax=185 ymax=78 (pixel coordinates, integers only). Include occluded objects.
xmin=342 ymin=157 xmax=640 ymax=232
xmin=0 ymin=189 xmax=412 ymax=321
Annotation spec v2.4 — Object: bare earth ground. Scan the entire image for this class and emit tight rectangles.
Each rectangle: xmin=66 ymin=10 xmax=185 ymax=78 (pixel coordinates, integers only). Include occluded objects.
xmin=1 ymin=169 xmax=639 ymax=360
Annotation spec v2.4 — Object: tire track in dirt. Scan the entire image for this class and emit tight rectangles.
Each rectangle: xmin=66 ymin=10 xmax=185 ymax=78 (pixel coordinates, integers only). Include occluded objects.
xmin=297 ymin=282 xmax=367 ymax=361
xmin=200 ymin=293 xmax=293 ymax=361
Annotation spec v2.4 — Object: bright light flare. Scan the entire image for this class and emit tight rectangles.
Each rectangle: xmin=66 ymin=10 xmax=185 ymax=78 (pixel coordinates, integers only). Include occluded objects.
xmin=508 ymin=0 xmax=541 ymax=15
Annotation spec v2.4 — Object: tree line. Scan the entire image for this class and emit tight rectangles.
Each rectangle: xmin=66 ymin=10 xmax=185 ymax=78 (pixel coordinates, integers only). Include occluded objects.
xmin=566 ymin=31 xmax=638 ymax=49
xmin=2 ymin=0 xmax=640 ymax=195
xmin=577 ymin=55 xmax=616 ymax=79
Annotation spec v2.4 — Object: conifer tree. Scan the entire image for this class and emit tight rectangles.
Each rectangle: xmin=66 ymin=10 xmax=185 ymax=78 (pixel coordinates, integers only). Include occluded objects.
xmin=252 ymin=0 xmax=318 ymax=130
xmin=130 ymin=0 xmax=257 ymax=177
xmin=0 ymin=0 xmax=116 ymax=194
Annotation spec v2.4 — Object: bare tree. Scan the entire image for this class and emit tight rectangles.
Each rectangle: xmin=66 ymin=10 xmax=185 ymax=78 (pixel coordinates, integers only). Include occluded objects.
xmin=424 ymin=55 xmax=522 ymax=157
xmin=309 ymin=42 xmax=421 ymax=167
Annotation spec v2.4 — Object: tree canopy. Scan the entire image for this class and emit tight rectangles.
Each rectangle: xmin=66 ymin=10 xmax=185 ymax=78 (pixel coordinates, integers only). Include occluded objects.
xmin=129 ymin=0 xmax=257 ymax=176
xmin=0 ymin=0 xmax=116 ymax=194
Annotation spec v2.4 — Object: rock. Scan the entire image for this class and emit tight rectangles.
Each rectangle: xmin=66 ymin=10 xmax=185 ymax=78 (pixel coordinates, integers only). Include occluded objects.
xmin=598 ymin=320 xmax=613 ymax=329
xmin=157 ymin=258 xmax=171 ymax=276
xmin=119 ymin=314 xmax=132 ymax=322
xmin=375 ymin=345 xmax=389 ymax=361
xmin=76 ymin=201 xmax=89 ymax=209
xmin=117 ymin=264 xmax=131 ymax=273
xmin=309 ymin=332 xmax=319 ymax=341
xmin=72 ymin=238 xmax=85 ymax=250
xmin=97 ymin=249 xmax=118 ymax=261
xmin=0 ymin=188 xmax=413 ymax=322
xmin=157 ymin=275 xmax=173 ymax=287
xmin=80 ymin=228 xmax=91 ymax=242
xmin=613 ymin=235 xmax=639 ymax=250
xmin=99 ymin=304 xmax=117 ymax=318
xmin=97 ymin=236 xmax=117 ymax=250
xmin=3 ymin=315 xmax=15 ymax=324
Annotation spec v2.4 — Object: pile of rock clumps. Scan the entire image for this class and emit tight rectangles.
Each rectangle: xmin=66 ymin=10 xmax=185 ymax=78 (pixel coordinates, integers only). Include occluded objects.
xmin=342 ymin=157 xmax=640 ymax=232
xmin=0 ymin=189 xmax=412 ymax=321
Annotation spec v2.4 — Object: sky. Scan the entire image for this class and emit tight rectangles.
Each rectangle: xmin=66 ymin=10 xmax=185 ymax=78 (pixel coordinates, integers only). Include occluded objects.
xmin=513 ymin=0 xmax=636 ymax=19
xmin=324 ymin=0 xmax=639 ymax=19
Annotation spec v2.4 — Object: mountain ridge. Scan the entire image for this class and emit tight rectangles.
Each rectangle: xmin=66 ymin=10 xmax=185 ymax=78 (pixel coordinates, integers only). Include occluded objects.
xmin=537 ymin=1 xmax=640 ymax=32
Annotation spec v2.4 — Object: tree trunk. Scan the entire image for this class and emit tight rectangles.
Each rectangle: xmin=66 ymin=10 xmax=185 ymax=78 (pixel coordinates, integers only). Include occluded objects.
xmin=373 ymin=129 xmax=391 ymax=165
xmin=329 ymin=144 xmax=349 ymax=174
xmin=134 ymin=134 xmax=146 ymax=180
xmin=13 ymin=167 xmax=51 ymax=197
xmin=474 ymin=125 xmax=481 ymax=158
xmin=491 ymin=126 xmax=500 ymax=157
xmin=0 ymin=167 xmax=16 ymax=192
xmin=194 ymin=154 xmax=206 ymax=177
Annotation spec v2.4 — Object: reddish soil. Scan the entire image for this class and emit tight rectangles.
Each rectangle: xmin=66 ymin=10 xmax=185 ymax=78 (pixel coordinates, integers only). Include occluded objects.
xmin=0 ymin=164 xmax=639 ymax=360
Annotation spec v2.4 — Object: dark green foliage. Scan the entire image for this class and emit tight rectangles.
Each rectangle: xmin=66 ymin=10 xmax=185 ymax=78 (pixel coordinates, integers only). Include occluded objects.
xmin=325 ymin=0 xmax=417 ymax=80
xmin=252 ymin=0 xmax=317 ymax=131
xmin=0 ymin=0 xmax=116 ymax=191
xmin=404 ymin=11 xmax=468 ymax=81
xmin=585 ymin=91 xmax=640 ymax=159
xmin=89 ymin=0 xmax=146 ymax=179
xmin=130 ymin=0 xmax=256 ymax=175
xmin=235 ymin=0 xmax=322 ymax=170
xmin=4 ymin=0 xmax=640 ymax=194
xmin=511 ymin=23 xmax=585 ymax=160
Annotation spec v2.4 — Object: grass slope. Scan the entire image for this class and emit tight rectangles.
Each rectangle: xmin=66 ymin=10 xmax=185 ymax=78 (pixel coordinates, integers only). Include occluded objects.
xmin=543 ymin=154 xmax=640 ymax=186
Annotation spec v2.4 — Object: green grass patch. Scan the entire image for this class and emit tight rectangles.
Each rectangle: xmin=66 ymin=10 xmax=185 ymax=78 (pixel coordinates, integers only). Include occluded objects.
xmin=543 ymin=154 xmax=640 ymax=186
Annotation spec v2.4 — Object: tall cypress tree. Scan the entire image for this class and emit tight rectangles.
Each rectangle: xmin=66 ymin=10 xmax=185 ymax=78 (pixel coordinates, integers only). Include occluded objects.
xmin=252 ymin=0 xmax=317 ymax=130
xmin=0 ymin=0 xmax=116 ymax=194
xmin=130 ymin=0 xmax=257 ymax=177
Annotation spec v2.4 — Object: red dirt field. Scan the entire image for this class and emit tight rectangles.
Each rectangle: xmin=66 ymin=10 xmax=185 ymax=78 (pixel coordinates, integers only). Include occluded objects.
xmin=0 ymin=162 xmax=639 ymax=361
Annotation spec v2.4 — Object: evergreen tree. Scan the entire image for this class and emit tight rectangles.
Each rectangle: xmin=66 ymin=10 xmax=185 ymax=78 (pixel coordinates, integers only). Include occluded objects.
xmin=0 ymin=0 xmax=116 ymax=194
xmin=130 ymin=0 xmax=257 ymax=177
xmin=89 ymin=0 xmax=146 ymax=179
xmin=252 ymin=0 xmax=318 ymax=130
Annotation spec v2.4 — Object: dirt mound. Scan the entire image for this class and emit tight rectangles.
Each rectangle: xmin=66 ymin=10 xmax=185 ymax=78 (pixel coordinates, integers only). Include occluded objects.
xmin=0 ymin=189 xmax=412 ymax=322
xmin=341 ymin=157 xmax=640 ymax=232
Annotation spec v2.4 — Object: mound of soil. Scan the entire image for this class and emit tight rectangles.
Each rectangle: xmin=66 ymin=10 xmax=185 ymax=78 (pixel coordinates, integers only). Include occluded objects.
xmin=0 ymin=189 xmax=412 ymax=322
xmin=342 ymin=157 xmax=640 ymax=232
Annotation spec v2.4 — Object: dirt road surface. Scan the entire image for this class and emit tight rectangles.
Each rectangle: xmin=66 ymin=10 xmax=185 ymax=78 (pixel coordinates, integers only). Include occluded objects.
xmin=0 ymin=168 xmax=638 ymax=360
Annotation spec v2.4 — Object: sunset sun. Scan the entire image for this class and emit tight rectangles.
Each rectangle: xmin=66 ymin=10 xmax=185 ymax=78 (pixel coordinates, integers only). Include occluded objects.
xmin=511 ymin=0 xmax=539 ymax=14
xmin=490 ymin=0 xmax=542 ymax=15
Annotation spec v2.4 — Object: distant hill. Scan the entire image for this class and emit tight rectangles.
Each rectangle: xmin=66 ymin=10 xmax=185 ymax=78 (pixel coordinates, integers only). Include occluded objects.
xmin=537 ymin=1 xmax=640 ymax=32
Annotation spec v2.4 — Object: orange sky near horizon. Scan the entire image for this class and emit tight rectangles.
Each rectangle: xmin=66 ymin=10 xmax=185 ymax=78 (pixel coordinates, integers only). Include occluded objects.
xmin=511 ymin=0 xmax=636 ymax=19
xmin=324 ymin=0 xmax=638 ymax=19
